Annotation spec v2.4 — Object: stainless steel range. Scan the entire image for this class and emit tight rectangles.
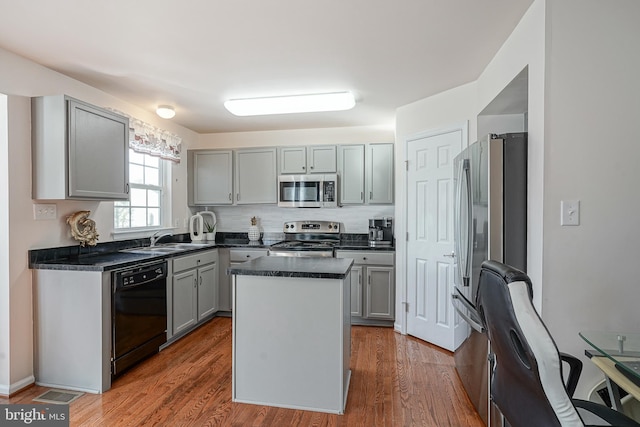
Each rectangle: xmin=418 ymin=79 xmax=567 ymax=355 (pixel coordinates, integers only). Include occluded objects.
xmin=268 ymin=221 xmax=341 ymax=257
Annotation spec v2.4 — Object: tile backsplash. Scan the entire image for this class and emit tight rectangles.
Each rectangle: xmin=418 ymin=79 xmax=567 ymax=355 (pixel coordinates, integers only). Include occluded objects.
xmin=192 ymin=205 xmax=395 ymax=234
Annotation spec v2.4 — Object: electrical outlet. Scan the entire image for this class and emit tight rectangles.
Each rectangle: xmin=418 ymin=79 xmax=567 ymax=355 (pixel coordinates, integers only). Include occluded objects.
xmin=33 ymin=203 xmax=57 ymax=220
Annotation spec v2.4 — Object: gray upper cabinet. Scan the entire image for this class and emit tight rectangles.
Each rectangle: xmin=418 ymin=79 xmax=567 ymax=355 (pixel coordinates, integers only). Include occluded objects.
xmin=367 ymin=143 xmax=394 ymax=204
xmin=189 ymin=150 xmax=233 ymax=205
xmin=235 ymin=147 xmax=277 ymax=204
xmin=338 ymin=143 xmax=394 ymax=205
xmin=32 ymin=95 xmax=129 ymax=200
xmin=337 ymin=145 xmax=365 ymax=204
xmin=279 ymin=145 xmax=336 ymax=174
xmin=307 ymin=145 xmax=336 ymax=173
xmin=279 ymin=146 xmax=307 ymax=174
xmin=188 ymin=147 xmax=277 ymax=206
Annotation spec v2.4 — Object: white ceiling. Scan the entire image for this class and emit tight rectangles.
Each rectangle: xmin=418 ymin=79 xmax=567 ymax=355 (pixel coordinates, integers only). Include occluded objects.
xmin=0 ymin=0 xmax=533 ymax=134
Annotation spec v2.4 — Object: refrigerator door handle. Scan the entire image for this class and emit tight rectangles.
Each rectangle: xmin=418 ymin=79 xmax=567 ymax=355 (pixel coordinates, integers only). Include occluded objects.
xmin=452 ymin=293 xmax=485 ymax=333
xmin=455 ymin=158 xmax=473 ymax=287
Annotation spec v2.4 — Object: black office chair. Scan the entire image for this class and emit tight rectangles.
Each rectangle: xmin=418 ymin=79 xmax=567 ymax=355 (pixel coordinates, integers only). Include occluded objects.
xmin=475 ymin=260 xmax=640 ymax=427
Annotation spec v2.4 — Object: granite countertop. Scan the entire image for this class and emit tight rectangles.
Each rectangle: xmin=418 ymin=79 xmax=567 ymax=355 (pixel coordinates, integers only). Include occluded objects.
xmin=30 ymin=243 xmax=218 ymax=272
xmin=29 ymin=232 xmax=392 ymax=272
xmin=227 ymin=256 xmax=354 ymax=280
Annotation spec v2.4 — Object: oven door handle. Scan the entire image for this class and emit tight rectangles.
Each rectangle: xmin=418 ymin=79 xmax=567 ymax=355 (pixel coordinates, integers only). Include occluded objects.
xmin=452 ymin=293 xmax=485 ymax=333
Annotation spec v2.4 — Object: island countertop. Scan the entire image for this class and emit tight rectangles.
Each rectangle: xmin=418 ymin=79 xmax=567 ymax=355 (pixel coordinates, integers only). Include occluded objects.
xmin=227 ymin=256 xmax=354 ymax=280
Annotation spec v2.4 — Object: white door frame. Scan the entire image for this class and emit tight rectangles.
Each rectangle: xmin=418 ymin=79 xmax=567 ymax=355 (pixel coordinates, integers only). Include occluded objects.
xmin=395 ymin=122 xmax=468 ymax=336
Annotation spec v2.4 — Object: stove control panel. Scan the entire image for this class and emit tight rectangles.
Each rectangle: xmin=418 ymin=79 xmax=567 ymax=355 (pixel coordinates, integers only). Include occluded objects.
xmin=283 ymin=221 xmax=341 ymax=234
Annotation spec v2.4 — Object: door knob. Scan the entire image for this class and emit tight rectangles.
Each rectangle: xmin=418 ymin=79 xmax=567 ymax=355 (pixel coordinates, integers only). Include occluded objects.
xmin=444 ymin=252 xmax=455 ymax=258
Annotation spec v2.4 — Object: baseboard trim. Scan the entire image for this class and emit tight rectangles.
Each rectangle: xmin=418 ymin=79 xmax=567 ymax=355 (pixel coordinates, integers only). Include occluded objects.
xmin=0 ymin=375 xmax=35 ymax=396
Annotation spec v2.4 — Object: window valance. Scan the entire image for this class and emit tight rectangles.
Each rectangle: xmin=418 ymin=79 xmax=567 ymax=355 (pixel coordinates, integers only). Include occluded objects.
xmin=108 ymin=109 xmax=182 ymax=163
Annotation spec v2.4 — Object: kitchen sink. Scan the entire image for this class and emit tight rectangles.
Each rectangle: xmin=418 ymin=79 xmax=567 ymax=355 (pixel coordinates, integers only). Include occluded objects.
xmin=158 ymin=242 xmax=214 ymax=249
xmin=120 ymin=242 xmax=215 ymax=255
xmin=121 ymin=246 xmax=182 ymax=254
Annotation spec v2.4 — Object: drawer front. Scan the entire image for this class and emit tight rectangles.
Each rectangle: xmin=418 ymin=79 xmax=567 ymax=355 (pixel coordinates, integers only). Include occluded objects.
xmin=335 ymin=250 xmax=394 ymax=266
xmin=230 ymin=249 xmax=268 ymax=263
xmin=173 ymin=250 xmax=218 ymax=273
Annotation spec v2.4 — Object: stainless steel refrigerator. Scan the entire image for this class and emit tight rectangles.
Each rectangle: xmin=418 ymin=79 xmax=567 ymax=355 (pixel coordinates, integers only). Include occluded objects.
xmin=451 ymin=132 xmax=527 ymax=427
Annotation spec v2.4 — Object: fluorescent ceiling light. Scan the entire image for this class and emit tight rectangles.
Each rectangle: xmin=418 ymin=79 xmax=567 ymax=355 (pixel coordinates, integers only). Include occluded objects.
xmin=156 ymin=105 xmax=175 ymax=119
xmin=224 ymin=92 xmax=356 ymax=116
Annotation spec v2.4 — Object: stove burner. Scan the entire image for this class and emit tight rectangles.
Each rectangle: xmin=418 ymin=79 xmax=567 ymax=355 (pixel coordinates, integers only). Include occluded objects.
xmin=268 ymin=239 xmax=337 ymax=257
xmin=271 ymin=241 xmax=336 ymax=250
xmin=269 ymin=220 xmax=341 ymax=257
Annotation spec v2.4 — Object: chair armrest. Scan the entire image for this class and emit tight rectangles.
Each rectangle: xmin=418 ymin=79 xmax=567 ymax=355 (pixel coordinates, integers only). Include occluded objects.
xmin=560 ymin=352 xmax=583 ymax=397
xmin=573 ymin=399 xmax=640 ymax=427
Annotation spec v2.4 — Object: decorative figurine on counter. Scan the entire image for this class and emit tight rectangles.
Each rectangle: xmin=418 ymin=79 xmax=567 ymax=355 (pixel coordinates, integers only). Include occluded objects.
xmin=248 ymin=216 xmax=261 ymax=242
xmin=67 ymin=210 xmax=99 ymax=247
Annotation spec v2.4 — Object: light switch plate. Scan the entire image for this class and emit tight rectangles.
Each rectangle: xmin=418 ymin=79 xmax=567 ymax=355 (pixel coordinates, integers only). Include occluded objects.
xmin=33 ymin=203 xmax=57 ymax=220
xmin=561 ymin=200 xmax=580 ymax=226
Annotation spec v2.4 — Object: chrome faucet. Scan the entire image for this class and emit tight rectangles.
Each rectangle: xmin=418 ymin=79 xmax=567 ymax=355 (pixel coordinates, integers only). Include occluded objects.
xmin=150 ymin=230 xmax=173 ymax=247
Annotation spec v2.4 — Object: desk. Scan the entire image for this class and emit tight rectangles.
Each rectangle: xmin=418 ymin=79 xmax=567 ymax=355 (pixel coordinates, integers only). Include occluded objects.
xmin=580 ymin=331 xmax=640 ymax=412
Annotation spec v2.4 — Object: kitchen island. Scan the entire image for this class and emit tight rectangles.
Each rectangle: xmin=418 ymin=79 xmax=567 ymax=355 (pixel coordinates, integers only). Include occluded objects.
xmin=228 ymin=256 xmax=354 ymax=414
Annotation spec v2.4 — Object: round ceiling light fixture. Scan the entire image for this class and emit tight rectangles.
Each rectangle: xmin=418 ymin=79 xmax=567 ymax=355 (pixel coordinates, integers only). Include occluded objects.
xmin=156 ymin=105 xmax=176 ymax=119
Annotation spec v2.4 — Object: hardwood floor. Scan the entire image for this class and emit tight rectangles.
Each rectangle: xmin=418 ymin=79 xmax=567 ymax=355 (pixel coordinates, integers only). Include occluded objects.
xmin=1 ymin=317 xmax=483 ymax=426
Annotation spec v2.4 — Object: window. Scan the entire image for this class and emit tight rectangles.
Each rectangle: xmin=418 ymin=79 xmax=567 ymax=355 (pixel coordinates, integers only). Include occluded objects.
xmin=114 ymin=149 xmax=168 ymax=229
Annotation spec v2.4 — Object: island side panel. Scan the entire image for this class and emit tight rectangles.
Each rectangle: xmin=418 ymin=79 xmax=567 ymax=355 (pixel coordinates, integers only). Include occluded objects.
xmin=232 ymin=275 xmax=347 ymax=414
xmin=33 ymin=269 xmax=112 ymax=393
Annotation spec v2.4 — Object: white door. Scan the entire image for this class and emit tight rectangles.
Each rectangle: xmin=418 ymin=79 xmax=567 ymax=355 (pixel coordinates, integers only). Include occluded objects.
xmin=406 ymin=127 xmax=465 ymax=351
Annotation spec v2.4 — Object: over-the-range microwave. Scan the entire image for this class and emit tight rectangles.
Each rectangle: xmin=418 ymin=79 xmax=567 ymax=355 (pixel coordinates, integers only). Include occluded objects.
xmin=277 ymin=174 xmax=339 ymax=208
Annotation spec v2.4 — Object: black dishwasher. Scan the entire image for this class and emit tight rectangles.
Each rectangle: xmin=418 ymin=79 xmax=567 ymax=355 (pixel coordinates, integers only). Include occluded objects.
xmin=112 ymin=261 xmax=167 ymax=377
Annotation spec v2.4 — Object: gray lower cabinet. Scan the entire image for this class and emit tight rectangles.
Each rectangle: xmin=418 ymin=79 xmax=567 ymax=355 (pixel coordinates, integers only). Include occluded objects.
xmin=336 ymin=250 xmax=395 ymax=323
xmin=170 ymin=250 xmax=218 ymax=338
xmin=218 ymin=248 xmax=268 ymax=312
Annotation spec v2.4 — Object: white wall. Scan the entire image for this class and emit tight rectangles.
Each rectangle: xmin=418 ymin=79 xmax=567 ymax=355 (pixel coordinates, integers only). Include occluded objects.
xmin=0 ymin=47 xmax=199 ymax=394
xmin=0 ymin=95 xmax=9 ymax=391
xmin=542 ymin=0 xmax=640 ymax=398
xmin=476 ymin=0 xmax=546 ymax=306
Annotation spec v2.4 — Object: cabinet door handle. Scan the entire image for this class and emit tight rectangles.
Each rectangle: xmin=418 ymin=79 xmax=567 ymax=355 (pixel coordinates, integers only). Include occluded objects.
xmin=246 ymin=255 xmax=250 ymax=258
xmin=199 ymin=276 xmax=202 ymax=286
xmin=302 ymin=166 xmax=306 ymax=170
xmin=237 ymin=193 xmax=240 ymax=201
xmin=361 ymin=191 xmax=363 ymax=201
xmin=362 ymin=257 xmax=367 ymax=261
xmin=194 ymin=278 xmax=197 ymax=288
xmin=125 ymin=183 xmax=130 ymax=194
xmin=370 ymin=191 xmax=373 ymax=199
xmin=228 ymin=193 xmax=232 ymax=201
